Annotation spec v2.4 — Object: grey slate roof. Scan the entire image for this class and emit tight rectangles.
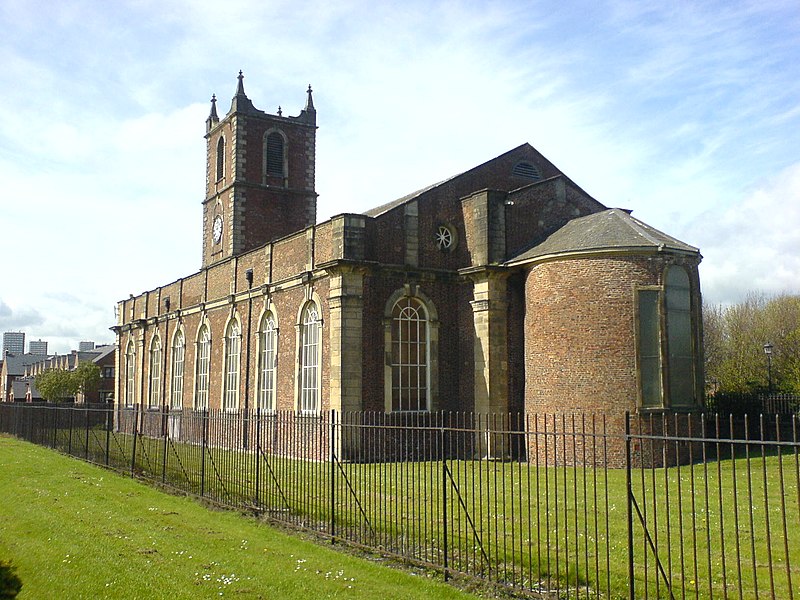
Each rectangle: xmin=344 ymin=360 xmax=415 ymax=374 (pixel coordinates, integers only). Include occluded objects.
xmin=12 ymin=378 xmax=39 ymax=400
xmin=90 ymin=345 xmax=115 ymax=362
xmin=508 ymin=208 xmax=699 ymax=264
xmin=3 ymin=353 xmax=41 ymax=376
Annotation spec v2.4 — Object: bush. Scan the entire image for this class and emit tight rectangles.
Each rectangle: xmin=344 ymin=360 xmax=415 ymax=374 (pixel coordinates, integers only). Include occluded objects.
xmin=0 ymin=561 xmax=22 ymax=599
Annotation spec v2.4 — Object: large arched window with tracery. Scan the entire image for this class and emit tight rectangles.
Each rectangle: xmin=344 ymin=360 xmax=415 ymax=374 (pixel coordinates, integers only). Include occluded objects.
xmin=298 ymin=302 xmax=321 ymax=412
xmin=391 ymin=296 xmax=429 ymax=412
xmin=194 ymin=325 xmax=210 ymax=410
xmin=223 ymin=319 xmax=241 ymax=411
xmin=170 ymin=329 xmax=185 ymax=409
xmin=258 ymin=312 xmax=277 ymax=411
xmin=148 ymin=335 xmax=162 ymax=409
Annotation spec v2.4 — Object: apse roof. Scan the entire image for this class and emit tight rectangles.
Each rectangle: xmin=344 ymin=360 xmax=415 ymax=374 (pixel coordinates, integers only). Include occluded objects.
xmin=507 ymin=208 xmax=699 ymax=264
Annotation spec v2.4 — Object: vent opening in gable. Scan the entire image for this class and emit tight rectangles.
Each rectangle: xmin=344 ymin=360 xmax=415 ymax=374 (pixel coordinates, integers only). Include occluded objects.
xmin=512 ymin=162 xmax=541 ymax=181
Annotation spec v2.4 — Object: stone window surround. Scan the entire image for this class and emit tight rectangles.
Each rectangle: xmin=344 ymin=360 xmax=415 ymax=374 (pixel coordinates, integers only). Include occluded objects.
xmin=295 ymin=291 xmax=323 ymax=413
xmin=256 ymin=302 xmax=278 ymax=412
xmin=222 ymin=314 xmax=242 ymax=412
xmin=170 ymin=327 xmax=185 ymax=410
xmin=124 ymin=340 xmax=136 ymax=408
xmin=148 ymin=334 xmax=162 ymax=409
xmin=263 ymin=128 xmax=288 ymax=186
xmin=383 ymin=285 xmax=439 ymax=413
xmin=193 ymin=320 xmax=211 ymax=411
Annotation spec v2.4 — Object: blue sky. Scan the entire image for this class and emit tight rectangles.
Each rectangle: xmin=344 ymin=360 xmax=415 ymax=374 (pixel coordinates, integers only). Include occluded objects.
xmin=1 ymin=0 xmax=798 ymax=354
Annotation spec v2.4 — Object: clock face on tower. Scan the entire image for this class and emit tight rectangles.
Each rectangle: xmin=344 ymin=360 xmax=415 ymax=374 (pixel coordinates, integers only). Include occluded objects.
xmin=212 ymin=215 xmax=223 ymax=244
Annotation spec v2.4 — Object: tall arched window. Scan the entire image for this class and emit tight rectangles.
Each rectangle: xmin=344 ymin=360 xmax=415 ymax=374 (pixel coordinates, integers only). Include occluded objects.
xmin=125 ymin=341 xmax=136 ymax=407
xmin=170 ymin=329 xmax=185 ymax=409
xmin=258 ymin=312 xmax=277 ymax=411
xmin=223 ymin=319 xmax=241 ymax=411
xmin=666 ymin=266 xmax=694 ymax=406
xmin=299 ymin=301 xmax=321 ymax=412
xmin=149 ymin=336 xmax=162 ymax=408
xmin=216 ymin=136 xmax=225 ymax=181
xmin=265 ymin=131 xmax=285 ymax=177
xmin=194 ymin=325 xmax=210 ymax=410
xmin=390 ymin=297 xmax=429 ymax=412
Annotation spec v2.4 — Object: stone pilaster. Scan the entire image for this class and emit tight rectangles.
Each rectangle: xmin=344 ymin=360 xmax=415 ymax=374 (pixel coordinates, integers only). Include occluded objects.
xmin=327 ymin=265 xmax=365 ymax=459
xmin=469 ymin=270 xmax=510 ymax=458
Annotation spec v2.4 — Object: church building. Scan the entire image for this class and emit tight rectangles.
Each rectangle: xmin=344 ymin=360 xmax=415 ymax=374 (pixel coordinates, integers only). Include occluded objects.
xmin=113 ymin=73 xmax=704 ymax=454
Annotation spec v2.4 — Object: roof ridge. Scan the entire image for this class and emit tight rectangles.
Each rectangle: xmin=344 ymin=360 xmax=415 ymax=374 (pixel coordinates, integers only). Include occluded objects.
xmin=610 ymin=209 xmax=665 ymax=246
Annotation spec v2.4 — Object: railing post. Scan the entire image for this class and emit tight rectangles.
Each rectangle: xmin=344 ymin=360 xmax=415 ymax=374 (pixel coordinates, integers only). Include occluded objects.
xmin=200 ymin=409 xmax=208 ymax=498
xmin=105 ymin=405 xmax=111 ymax=466
xmin=67 ymin=404 xmax=74 ymax=455
xmin=161 ymin=407 xmax=169 ymax=484
xmin=85 ymin=405 xmax=90 ymax=460
xmin=52 ymin=405 xmax=58 ymax=449
xmin=330 ymin=409 xmax=336 ymax=543
xmin=441 ymin=416 xmax=449 ymax=582
xmin=625 ymin=411 xmax=634 ymax=600
xmin=131 ymin=404 xmax=139 ymax=476
xmin=254 ymin=408 xmax=261 ymax=508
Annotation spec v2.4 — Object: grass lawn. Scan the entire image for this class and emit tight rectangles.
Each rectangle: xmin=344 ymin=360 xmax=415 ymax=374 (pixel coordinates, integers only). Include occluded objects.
xmin=0 ymin=436 xmax=482 ymax=600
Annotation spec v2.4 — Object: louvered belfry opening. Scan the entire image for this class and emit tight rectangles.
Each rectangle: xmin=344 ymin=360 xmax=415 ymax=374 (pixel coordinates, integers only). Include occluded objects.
xmin=266 ymin=132 xmax=284 ymax=176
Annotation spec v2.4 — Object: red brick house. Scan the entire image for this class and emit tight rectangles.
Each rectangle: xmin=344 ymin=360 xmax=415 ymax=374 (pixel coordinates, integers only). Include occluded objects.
xmin=114 ymin=74 xmax=703 ymax=457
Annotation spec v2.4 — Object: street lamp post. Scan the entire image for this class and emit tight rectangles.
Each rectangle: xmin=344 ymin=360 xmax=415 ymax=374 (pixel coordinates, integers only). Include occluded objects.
xmin=763 ymin=342 xmax=774 ymax=393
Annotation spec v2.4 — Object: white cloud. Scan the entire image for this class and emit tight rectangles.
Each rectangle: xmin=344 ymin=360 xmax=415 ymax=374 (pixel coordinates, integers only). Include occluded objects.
xmin=692 ymin=161 xmax=800 ymax=305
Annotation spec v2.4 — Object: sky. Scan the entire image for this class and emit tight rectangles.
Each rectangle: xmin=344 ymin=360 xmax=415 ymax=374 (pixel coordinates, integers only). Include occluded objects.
xmin=0 ymin=0 xmax=798 ymax=354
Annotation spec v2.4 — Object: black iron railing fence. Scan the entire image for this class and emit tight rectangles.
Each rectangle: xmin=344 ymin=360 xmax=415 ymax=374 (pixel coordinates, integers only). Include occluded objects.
xmin=706 ymin=392 xmax=800 ymax=417
xmin=1 ymin=402 xmax=798 ymax=599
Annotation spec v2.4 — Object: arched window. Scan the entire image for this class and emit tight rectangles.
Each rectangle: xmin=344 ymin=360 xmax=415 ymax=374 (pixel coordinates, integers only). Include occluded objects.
xmin=194 ymin=325 xmax=210 ymax=410
xmin=223 ymin=319 xmax=241 ymax=411
xmin=149 ymin=336 xmax=162 ymax=409
xmin=299 ymin=301 xmax=321 ymax=412
xmin=390 ymin=296 xmax=429 ymax=412
xmin=265 ymin=131 xmax=285 ymax=177
xmin=666 ymin=266 xmax=694 ymax=406
xmin=125 ymin=341 xmax=136 ymax=407
xmin=170 ymin=329 xmax=185 ymax=409
xmin=216 ymin=136 xmax=225 ymax=181
xmin=258 ymin=312 xmax=277 ymax=411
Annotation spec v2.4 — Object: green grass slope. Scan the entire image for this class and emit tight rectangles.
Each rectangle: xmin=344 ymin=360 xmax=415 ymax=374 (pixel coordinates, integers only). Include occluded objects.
xmin=0 ymin=436 xmax=479 ymax=599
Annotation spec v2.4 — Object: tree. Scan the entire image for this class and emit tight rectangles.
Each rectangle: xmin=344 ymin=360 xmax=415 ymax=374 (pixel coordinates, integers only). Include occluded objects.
xmin=72 ymin=362 xmax=100 ymax=398
xmin=34 ymin=362 xmax=102 ymax=402
xmin=34 ymin=369 xmax=76 ymax=402
xmin=704 ymin=293 xmax=800 ymax=394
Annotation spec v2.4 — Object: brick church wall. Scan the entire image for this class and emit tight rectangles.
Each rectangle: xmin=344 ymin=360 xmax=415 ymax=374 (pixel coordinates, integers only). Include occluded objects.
xmin=523 ymin=255 xmax=658 ymax=415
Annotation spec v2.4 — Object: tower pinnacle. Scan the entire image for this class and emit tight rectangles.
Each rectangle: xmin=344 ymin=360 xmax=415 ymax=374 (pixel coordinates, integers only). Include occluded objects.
xmin=305 ymin=84 xmax=315 ymax=112
xmin=206 ymin=94 xmax=219 ymax=132
xmin=229 ymin=70 xmax=255 ymax=114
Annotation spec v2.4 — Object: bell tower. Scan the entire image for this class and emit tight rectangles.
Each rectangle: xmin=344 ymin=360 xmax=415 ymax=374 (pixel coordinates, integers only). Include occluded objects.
xmin=202 ymin=72 xmax=317 ymax=267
